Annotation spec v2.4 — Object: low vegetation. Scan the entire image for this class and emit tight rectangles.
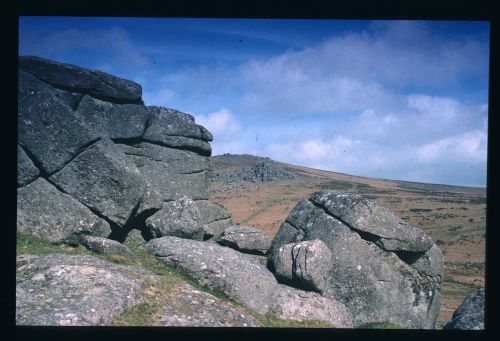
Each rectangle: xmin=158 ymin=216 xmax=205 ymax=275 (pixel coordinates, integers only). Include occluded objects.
xmin=17 ymin=232 xmax=340 ymax=328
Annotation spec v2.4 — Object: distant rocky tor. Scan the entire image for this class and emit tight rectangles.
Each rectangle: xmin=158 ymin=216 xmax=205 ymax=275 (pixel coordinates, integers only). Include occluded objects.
xmin=212 ymin=161 xmax=296 ymax=183
xmin=18 ymin=57 xmax=447 ymax=328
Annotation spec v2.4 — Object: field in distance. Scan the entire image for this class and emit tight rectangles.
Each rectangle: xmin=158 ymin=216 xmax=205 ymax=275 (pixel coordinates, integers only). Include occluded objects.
xmin=209 ymin=154 xmax=486 ymax=329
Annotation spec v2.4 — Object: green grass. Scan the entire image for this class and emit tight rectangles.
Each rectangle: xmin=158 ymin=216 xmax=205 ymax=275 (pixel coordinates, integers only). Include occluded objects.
xmin=16 ymin=232 xmax=93 ymax=256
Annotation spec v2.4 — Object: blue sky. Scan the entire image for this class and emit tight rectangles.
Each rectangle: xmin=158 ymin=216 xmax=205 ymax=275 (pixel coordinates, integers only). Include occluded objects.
xmin=19 ymin=17 xmax=489 ymax=187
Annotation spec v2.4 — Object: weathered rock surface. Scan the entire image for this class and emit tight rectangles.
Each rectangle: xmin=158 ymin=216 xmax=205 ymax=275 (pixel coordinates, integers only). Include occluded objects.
xmin=18 ymin=70 xmax=100 ymax=175
xmin=212 ymin=162 xmax=295 ymax=183
xmin=80 ymin=236 xmax=133 ymax=257
xmin=217 ymin=225 xmax=272 ymax=255
xmin=119 ymin=142 xmax=211 ymax=201
xmin=145 ymin=197 xmax=204 ymax=240
xmin=49 ymin=139 xmax=146 ymax=228
xmin=16 ymin=253 xmax=157 ymax=325
xmin=270 ymin=285 xmax=353 ymax=328
xmin=268 ymin=191 xmax=443 ymax=329
xmin=309 ymin=190 xmax=433 ymax=252
xmin=17 ymin=178 xmax=111 ymax=244
xmin=158 ymin=283 xmax=260 ymax=327
xmin=145 ymin=236 xmax=278 ymax=315
xmin=17 ymin=145 xmax=40 ymax=187
xmin=74 ymin=95 xmax=150 ymax=140
xmin=19 ymin=56 xmax=143 ymax=104
xmin=194 ymin=200 xmax=233 ymax=240
xmin=272 ymin=239 xmax=331 ymax=293
xmin=443 ymin=288 xmax=485 ymax=330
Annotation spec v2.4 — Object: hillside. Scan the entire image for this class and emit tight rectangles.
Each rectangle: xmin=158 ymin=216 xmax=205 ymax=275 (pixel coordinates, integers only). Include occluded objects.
xmin=209 ymin=154 xmax=486 ymax=328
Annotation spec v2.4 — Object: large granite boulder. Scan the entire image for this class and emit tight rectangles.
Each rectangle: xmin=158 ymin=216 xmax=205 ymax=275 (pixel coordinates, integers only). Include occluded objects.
xmin=16 ymin=253 xmax=157 ymax=325
xmin=268 ymin=190 xmax=443 ymax=329
xmin=17 ymin=178 xmax=111 ymax=244
xmin=19 ymin=56 xmax=143 ymax=104
xmin=145 ymin=236 xmax=278 ymax=315
xmin=18 ymin=56 xmax=228 ymax=244
xmin=443 ymin=288 xmax=485 ymax=330
xmin=217 ymin=225 xmax=272 ymax=255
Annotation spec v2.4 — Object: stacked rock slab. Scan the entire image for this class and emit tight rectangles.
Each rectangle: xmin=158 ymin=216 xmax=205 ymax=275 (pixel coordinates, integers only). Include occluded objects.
xmin=17 ymin=56 xmax=223 ymax=242
xmin=268 ymin=190 xmax=443 ymax=329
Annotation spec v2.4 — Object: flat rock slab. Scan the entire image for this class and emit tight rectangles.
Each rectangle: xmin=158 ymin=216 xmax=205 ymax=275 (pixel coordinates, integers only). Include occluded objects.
xmin=443 ymin=288 xmax=485 ymax=330
xmin=17 ymin=178 xmax=111 ymax=244
xmin=270 ymin=285 xmax=353 ymax=328
xmin=19 ymin=56 xmax=143 ymax=104
xmin=158 ymin=284 xmax=261 ymax=327
xmin=16 ymin=253 xmax=157 ymax=326
xmin=217 ymin=225 xmax=272 ymax=255
xmin=80 ymin=236 xmax=132 ymax=257
xmin=145 ymin=236 xmax=278 ymax=315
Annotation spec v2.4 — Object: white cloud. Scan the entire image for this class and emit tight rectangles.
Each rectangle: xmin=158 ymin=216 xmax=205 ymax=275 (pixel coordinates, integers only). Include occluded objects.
xmin=142 ymin=88 xmax=178 ymax=107
xmin=194 ymin=108 xmax=242 ymax=141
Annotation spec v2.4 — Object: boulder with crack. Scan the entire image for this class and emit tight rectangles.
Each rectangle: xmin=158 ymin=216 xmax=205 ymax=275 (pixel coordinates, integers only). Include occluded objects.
xmin=268 ymin=190 xmax=443 ymax=329
xmin=145 ymin=236 xmax=278 ymax=315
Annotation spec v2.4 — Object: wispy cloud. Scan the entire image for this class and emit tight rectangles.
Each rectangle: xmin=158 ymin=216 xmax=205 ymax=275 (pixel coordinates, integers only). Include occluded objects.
xmin=19 ymin=26 xmax=151 ymax=71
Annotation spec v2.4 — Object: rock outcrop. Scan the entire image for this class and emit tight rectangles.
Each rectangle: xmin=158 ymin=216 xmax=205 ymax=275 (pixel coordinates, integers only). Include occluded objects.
xmin=17 ymin=56 xmax=225 ymax=243
xmin=145 ymin=236 xmax=278 ymax=315
xmin=212 ymin=162 xmax=295 ymax=183
xmin=16 ymin=253 xmax=157 ymax=326
xmin=443 ymin=288 xmax=485 ymax=330
xmin=267 ymin=190 xmax=443 ymax=329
